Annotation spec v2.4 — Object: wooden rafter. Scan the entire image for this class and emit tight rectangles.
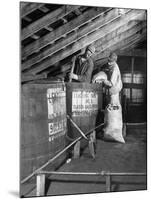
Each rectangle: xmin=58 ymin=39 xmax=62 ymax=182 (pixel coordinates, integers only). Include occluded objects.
xmin=21 ymin=73 xmax=47 ymax=82
xmin=94 ymin=23 xmax=146 ymax=58
xmin=49 ymin=25 xmax=146 ymax=76
xmin=21 ymin=5 xmax=80 ymax=40
xmin=38 ymin=5 xmax=50 ymax=13
xmin=94 ymin=32 xmax=146 ymax=72
xmin=22 ymin=9 xmax=146 ymax=74
xmin=22 ymin=7 xmax=117 ymax=69
xmin=22 ymin=7 xmax=110 ymax=59
xmin=20 ymin=2 xmax=44 ymax=18
xmin=118 ymin=49 xmax=147 ymax=57
xmin=22 ymin=18 xmax=145 ymax=70
xmin=119 ymin=36 xmax=146 ymax=52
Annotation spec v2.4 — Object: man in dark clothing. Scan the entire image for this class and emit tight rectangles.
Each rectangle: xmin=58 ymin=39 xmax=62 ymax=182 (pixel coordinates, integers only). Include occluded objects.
xmin=70 ymin=44 xmax=95 ymax=83
xmin=69 ymin=44 xmax=96 ymax=159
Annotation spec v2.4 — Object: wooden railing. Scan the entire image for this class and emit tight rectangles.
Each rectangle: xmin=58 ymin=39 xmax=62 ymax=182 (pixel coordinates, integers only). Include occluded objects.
xmin=36 ymin=170 xmax=146 ymax=196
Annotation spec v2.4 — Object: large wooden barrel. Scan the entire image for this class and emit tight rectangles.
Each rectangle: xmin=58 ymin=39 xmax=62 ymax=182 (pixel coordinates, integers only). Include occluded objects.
xmin=66 ymin=83 xmax=103 ymax=148
xmin=21 ymin=81 xmax=67 ymax=180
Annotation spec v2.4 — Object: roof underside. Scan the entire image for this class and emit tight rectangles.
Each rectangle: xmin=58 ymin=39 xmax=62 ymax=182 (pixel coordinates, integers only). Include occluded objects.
xmin=20 ymin=2 xmax=147 ymax=82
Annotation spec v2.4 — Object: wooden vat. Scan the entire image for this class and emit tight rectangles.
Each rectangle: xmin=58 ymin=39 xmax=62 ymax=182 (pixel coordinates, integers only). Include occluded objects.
xmin=21 ymin=81 xmax=67 ymax=180
xmin=66 ymin=83 xmax=103 ymax=147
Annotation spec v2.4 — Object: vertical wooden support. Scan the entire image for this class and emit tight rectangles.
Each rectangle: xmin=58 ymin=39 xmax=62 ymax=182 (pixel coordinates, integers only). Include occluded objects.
xmin=36 ymin=173 xmax=46 ymax=197
xmin=106 ymin=174 xmax=112 ymax=192
xmin=89 ymin=131 xmax=96 ymax=158
xmin=73 ymin=141 xmax=80 ymax=158
xmin=91 ymin=130 xmax=96 ymax=144
xmin=130 ymin=57 xmax=135 ymax=102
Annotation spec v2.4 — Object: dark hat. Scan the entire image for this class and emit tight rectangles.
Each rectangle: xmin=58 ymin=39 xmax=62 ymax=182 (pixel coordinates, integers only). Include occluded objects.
xmin=86 ymin=44 xmax=95 ymax=54
xmin=108 ymin=52 xmax=118 ymax=62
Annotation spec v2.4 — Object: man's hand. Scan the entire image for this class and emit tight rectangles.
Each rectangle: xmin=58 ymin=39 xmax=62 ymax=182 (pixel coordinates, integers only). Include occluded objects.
xmin=70 ymin=73 xmax=78 ymax=80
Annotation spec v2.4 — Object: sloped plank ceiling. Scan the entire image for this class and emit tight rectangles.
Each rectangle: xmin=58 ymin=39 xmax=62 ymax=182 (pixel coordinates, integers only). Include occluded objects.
xmin=21 ymin=2 xmax=147 ymax=81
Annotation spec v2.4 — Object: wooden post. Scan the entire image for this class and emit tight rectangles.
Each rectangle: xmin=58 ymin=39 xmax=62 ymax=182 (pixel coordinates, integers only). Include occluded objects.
xmin=91 ymin=130 xmax=96 ymax=144
xmin=89 ymin=131 xmax=96 ymax=158
xmin=130 ymin=57 xmax=135 ymax=102
xmin=106 ymin=174 xmax=112 ymax=192
xmin=73 ymin=141 xmax=80 ymax=158
xmin=36 ymin=173 xmax=46 ymax=197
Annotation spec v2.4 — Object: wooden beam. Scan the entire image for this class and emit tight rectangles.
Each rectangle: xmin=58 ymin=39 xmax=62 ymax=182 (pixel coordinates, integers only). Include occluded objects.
xmin=47 ymin=22 xmax=146 ymax=76
xmin=22 ymin=7 xmax=110 ymax=59
xmin=118 ymin=49 xmax=147 ymax=57
xmin=20 ymin=2 xmax=44 ymax=18
xmin=45 ymin=26 xmax=53 ymax=32
xmin=34 ymin=26 xmax=146 ymax=78
xmin=119 ymin=36 xmax=146 ymax=52
xmin=94 ymin=24 xmax=146 ymax=60
xmin=95 ymin=20 xmax=146 ymax=51
xmin=23 ymin=16 xmax=32 ymax=22
xmin=21 ymin=73 xmax=47 ymax=82
xmin=56 ymin=33 xmax=146 ymax=77
xmin=95 ymin=30 xmax=146 ymax=62
xmin=22 ymin=9 xmax=146 ymax=74
xmin=133 ymin=10 xmax=147 ymax=21
xmin=31 ymin=34 xmax=40 ymax=40
xmin=22 ymin=18 xmax=144 ymax=70
xmin=21 ymin=5 xmax=80 ymax=40
xmin=58 ymin=31 xmax=146 ymax=77
xmin=62 ymin=18 xmax=68 ymax=24
xmin=36 ymin=174 xmax=45 ymax=196
xmin=94 ymin=31 xmax=146 ymax=72
xmin=38 ymin=6 xmax=50 ymax=13
xmin=74 ymin=8 xmax=82 ymax=16
xmin=22 ymin=8 xmax=119 ymax=69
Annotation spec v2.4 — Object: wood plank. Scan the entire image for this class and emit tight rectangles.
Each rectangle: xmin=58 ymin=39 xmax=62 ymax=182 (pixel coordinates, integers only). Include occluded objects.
xmin=23 ymin=16 xmax=32 ymax=22
xmin=21 ymin=5 xmax=80 ymax=40
xmin=20 ymin=2 xmax=44 ymax=18
xmin=21 ymin=73 xmax=47 ymax=82
xmin=48 ymin=24 xmax=146 ymax=76
xmin=95 ymin=31 xmax=146 ymax=63
xmin=95 ymin=21 xmax=146 ymax=52
xmin=94 ymin=24 xmax=146 ymax=60
xmin=32 ymin=32 xmax=147 ymax=79
xmin=119 ymin=36 xmax=146 ymax=52
xmin=31 ymin=34 xmax=40 ymax=40
xmin=39 ymin=6 xmax=50 ymax=13
xmin=22 ymin=18 xmax=142 ymax=70
xmin=22 ymin=7 xmax=110 ymax=59
xmin=22 ymin=9 xmax=146 ymax=74
xmin=52 ymin=28 xmax=146 ymax=77
xmin=49 ymin=29 xmax=147 ymax=76
xmin=94 ymin=32 xmax=146 ymax=73
xmin=36 ymin=174 xmax=45 ymax=196
xmin=22 ymin=8 xmax=118 ymax=69
xmin=118 ymin=49 xmax=147 ymax=57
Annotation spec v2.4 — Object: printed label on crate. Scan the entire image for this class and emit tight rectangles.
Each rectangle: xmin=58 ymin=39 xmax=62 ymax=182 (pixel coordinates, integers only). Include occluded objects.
xmin=48 ymin=119 xmax=66 ymax=142
xmin=72 ymin=91 xmax=98 ymax=116
xmin=47 ymin=87 xmax=66 ymax=119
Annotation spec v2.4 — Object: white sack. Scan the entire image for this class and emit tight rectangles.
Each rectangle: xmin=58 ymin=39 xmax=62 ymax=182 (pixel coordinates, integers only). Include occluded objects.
xmin=104 ymin=104 xmax=125 ymax=143
xmin=92 ymin=71 xmax=107 ymax=83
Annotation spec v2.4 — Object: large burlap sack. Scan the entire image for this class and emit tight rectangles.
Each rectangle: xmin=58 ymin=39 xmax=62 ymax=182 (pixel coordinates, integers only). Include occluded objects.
xmin=92 ymin=71 xmax=107 ymax=83
xmin=104 ymin=104 xmax=125 ymax=143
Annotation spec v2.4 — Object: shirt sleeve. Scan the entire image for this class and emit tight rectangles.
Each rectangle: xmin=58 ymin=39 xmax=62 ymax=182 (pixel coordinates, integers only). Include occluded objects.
xmin=110 ymin=65 xmax=119 ymax=87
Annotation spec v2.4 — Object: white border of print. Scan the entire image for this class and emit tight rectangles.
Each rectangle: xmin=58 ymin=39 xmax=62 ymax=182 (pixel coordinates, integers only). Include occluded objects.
xmin=0 ymin=0 xmax=150 ymax=199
